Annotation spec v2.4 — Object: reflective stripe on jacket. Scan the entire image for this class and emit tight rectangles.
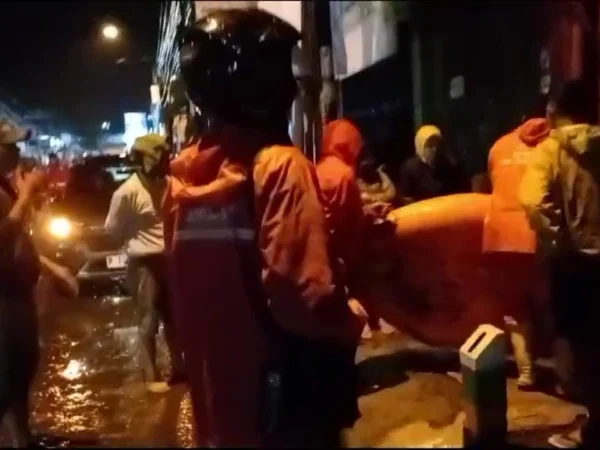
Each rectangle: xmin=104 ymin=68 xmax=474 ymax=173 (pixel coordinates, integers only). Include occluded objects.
xmin=163 ymin=129 xmax=361 ymax=446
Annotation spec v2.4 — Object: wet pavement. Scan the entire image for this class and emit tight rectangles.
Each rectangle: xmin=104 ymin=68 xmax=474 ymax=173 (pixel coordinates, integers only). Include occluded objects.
xmin=352 ymin=336 xmax=585 ymax=448
xmin=6 ymin=287 xmax=194 ymax=448
xmin=0 ymin=287 xmax=586 ymax=447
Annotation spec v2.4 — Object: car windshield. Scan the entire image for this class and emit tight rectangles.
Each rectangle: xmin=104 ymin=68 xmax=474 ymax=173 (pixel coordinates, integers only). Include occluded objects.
xmin=66 ymin=156 xmax=137 ymax=198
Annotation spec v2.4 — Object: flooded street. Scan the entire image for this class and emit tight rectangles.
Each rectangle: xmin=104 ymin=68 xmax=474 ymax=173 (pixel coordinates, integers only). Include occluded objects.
xmin=0 ymin=286 xmax=584 ymax=448
xmin=2 ymin=290 xmax=194 ymax=447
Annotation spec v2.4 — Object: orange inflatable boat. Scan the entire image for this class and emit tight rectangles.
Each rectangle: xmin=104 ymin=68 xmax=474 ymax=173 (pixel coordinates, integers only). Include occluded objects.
xmin=358 ymin=193 xmax=550 ymax=349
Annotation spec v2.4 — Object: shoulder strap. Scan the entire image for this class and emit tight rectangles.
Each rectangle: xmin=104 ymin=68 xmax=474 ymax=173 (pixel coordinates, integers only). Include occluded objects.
xmin=550 ymin=138 xmax=574 ymax=250
xmin=229 ymin=155 xmax=288 ymax=344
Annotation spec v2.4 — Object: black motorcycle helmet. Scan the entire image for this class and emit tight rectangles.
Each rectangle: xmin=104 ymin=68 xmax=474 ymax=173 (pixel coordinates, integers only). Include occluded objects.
xmin=179 ymin=9 xmax=301 ymax=128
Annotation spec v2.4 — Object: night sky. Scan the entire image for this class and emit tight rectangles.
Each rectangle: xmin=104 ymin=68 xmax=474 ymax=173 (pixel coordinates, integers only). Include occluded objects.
xmin=0 ymin=1 xmax=160 ymax=136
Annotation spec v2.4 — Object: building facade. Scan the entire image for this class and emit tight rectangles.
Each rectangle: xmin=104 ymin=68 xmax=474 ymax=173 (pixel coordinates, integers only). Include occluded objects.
xmin=332 ymin=1 xmax=596 ymax=177
xmin=152 ymin=1 xmax=599 ymax=171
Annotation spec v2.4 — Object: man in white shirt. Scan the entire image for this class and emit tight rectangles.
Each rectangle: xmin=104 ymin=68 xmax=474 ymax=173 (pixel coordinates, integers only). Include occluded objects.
xmin=105 ymin=134 xmax=184 ymax=393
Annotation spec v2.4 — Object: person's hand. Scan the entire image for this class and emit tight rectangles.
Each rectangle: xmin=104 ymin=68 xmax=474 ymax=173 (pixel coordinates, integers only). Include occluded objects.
xmin=365 ymin=201 xmax=393 ymax=219
xmin=40 ymin=256 xmax=79 ymax=299
xmin=16 ymin=168 xmax=45 ymax=199
xmin=51 ymin=264 xmax=79 ymax=299
xmin=348 ymin=298 xmax=369 ymax=321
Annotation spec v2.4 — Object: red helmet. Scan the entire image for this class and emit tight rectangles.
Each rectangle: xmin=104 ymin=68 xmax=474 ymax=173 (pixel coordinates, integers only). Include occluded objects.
xmin=179 ymin=8 xmax=301 ymax=127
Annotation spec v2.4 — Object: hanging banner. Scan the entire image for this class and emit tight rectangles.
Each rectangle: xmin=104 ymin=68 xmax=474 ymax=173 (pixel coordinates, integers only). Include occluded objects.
xmin=330 ymin=1 xmax=398 ymax=80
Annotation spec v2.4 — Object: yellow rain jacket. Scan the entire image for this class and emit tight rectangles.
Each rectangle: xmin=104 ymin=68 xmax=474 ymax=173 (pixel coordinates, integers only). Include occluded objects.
xmin=520 ymin=124 xmax=600 ymax=256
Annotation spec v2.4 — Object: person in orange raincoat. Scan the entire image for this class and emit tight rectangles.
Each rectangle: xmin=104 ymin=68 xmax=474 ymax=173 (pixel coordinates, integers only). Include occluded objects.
xmin=316 ymin=121 xmax=394 ymax=338
xmin=165 ymin=10 xmax=363 ymax=448
xmin=316 ymin=119 xmax=365 ymax=281
xmin=483 ymin=113 xmax=551 ymax=390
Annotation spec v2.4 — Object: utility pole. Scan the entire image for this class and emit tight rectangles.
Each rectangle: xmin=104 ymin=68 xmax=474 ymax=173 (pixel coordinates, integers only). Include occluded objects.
xmin=301 ymin=0 xmax=323 ymax=163
xmin=291 ymin=45 xmax=305 ymax=152
xmin=587 ymin=0 xmax=600 ymax=124
xmin=318 ymin=0 xmax=338 ymax=124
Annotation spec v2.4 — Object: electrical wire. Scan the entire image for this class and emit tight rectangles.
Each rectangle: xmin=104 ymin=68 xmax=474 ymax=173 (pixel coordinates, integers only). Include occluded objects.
xmin=153 ymin=0 xmax=194 ymax=105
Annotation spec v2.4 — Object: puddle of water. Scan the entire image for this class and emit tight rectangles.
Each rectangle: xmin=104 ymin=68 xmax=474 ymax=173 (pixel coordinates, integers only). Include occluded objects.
xmin=12 ymin=293 xmax=189 ymax=446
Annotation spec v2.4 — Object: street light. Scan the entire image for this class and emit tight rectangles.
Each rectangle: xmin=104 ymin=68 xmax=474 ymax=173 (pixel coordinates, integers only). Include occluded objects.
xmin=102 ymin=24 xmax=119 ymax=40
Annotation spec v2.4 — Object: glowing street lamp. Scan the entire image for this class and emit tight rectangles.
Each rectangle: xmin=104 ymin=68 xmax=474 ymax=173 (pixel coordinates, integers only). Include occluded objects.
xmin=102 ymin=24 xmax=120 ymax=40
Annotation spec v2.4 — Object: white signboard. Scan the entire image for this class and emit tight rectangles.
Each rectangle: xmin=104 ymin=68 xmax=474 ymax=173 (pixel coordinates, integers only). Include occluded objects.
xmin=123 ymin=112 xmax=149 ymax=150
xmin=540 ymin=74 xmax=551 ymax=94
xmin=330 ymin=1 xmax=398 ymax=80
xmin=449 ymin=76 xmax=465 ymax=99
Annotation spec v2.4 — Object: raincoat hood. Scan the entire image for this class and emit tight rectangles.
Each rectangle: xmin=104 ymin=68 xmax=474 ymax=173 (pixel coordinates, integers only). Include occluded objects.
xmin=414 ymin=125 xmax=441 ymax=165
xmin=168 ymin=126 xmax=291 ymax=205
xmin=518 ymin=118 xmax=551 ymax=147
xmin=550 ymin=124 xmax=600 ymax=156
xmin=321 ymin=119 xmax=363 ymax=166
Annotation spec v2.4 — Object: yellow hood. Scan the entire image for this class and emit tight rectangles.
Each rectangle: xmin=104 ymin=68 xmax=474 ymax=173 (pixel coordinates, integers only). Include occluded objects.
xmin=415 ymin=125 xmax=441 ymax=164
xmin=551 ymin=124 xmax=600 ymax=156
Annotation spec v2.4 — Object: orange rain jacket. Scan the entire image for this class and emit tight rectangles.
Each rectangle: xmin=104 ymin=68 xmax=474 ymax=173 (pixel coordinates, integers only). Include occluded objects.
xmin=316 ymin=119 xmax=364 ymax=279
xmin=482 ymin=118 xmax=550 ymax=321
xmin=483 ymin=118 xmax=551 ymax=254
xmin=163 ymin=128 xmax=362 ymax=447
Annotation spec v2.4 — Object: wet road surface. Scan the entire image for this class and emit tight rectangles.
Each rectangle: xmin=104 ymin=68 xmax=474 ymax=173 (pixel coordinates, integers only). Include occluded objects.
xmin=3 ymin=289 xmax=194 ymax=447
xmin=0 ymin=287 xmax=585 ymax=448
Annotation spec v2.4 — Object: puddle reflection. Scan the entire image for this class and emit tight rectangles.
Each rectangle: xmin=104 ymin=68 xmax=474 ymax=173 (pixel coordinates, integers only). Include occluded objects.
xmin=0 ymin=294 xmax=194 ymax=447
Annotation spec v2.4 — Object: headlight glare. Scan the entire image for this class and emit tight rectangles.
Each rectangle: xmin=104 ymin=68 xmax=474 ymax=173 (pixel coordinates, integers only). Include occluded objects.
xmin=48 ymin=217 xmax=72 ymax=239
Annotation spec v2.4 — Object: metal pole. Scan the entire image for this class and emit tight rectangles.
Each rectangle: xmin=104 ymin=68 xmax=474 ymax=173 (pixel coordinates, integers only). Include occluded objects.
xmin=292 ymin=44 xmax=305 ymax=151
xmin=302 ymin=0 xmax=323 ymax=163
xmin=320 ymin=45 xmax=337 ymax=124
xmin=337 ymin=80 xmax=344 ymax=118
xmin=411 ymin=23 xmax=424 ymax=130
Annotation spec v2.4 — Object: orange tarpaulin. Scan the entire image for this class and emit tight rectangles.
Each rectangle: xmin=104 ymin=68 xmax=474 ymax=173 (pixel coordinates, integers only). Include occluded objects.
xmin=359 ymin=193 xmax=550 ymax=349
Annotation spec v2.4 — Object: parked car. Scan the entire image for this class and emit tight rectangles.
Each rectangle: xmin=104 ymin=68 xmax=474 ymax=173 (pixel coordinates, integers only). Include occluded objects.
xmin=31 ymin=154 xmax=138 ymax=296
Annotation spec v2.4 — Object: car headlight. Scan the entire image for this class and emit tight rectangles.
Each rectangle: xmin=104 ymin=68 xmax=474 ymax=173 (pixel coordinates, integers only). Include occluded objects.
xmin=47 ymin=217 xmax=72 ymax=239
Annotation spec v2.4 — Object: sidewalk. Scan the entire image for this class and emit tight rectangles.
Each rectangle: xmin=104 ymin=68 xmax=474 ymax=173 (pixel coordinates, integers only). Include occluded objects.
xmin=348 ymin=333 xmax=586 ymax=448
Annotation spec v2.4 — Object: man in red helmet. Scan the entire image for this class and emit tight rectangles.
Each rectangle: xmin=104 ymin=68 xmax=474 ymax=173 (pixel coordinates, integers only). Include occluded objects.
xmin=164 ymin=9 xmax=364 ymax=447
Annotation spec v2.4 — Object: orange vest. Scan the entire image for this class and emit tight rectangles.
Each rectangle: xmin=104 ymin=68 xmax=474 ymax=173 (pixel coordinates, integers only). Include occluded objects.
xmin=483 ymin=131 xmax=537 ymax=254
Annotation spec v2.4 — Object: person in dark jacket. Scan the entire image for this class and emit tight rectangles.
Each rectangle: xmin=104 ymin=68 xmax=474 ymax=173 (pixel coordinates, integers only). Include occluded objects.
xmin=0 ymin=120 xmax=78 ymax=447
xmin=398 ymin=125 xmax=468 ymax=205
